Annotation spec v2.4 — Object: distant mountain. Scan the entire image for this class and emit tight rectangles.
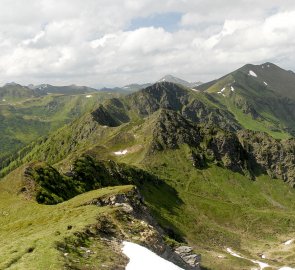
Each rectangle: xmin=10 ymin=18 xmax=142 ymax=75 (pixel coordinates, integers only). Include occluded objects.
xmin=121 ymin=83 xmax=152 ymax=92
xmin=158 ymin=74 xmax=202 ymax=88
xmin=29 ymin=84 xmax=97 ymax=95
xmin=0 ymin=83 xmax=98 ymax=103
xmin=238 ymin=62 xmax=295 ymax=100
xmin=0 ymin=88 xmax=122 ymax=163
xmin=99 ymin=83 xmax=152 ymax=94
xmin=99 ymin=75 xmax=202 ymax=94
xmin=198 ymin=62 xmax=295 ymax=138
xmin=0 ymin=83 xmax=39 ymax=102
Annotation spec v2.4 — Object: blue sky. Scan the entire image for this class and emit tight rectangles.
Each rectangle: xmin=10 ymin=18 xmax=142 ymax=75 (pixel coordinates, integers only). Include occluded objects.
xmin=127 ymin=12 xmax=183 ymax=32
xmin=0 ymin=0 xmax=295 ymax=87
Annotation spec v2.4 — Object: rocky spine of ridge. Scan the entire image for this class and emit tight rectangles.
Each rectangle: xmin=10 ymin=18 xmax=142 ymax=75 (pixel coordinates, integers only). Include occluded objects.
xmin=2 ymin=81 xmax=295 ymax=185
xmin=22 ymin=160 xmax=201 ymax=269
xmin=127 ymin=82 xmax=241 ymax=131
xmin=82 ymin=187 xmax=201 ymax=270
xmin=238 ymin=130 xmax=295 ymax=185
xmin=150 ymin=109 xmax=295 ymax=184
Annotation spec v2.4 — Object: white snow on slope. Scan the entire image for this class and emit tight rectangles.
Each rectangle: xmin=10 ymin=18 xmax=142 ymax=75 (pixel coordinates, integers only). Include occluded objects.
xmin=221 ymin=87 xmax=225 ymax=92
xmin=279 ymin=267 xmax=295 ymax=270
xmin=122 ymin=241 xmax=184 ymax=270
xmin=226 ymin=248 xmax=269 ymax=270
xmin=114 ymin=149 xmax=128 ymax=156
xmin=263 ymin=81 xmax=268 ymax=86
xmin=284 ymin=239 xmax=294 ymax=245
xmin=249 ymin=70 xmax=258 ymax=77
xmin=226 ymin=248 xmax=243 ymax=258
xmin=86 ymin=95 xmax=92 ymax=98
xmin=231 ymin=86 xmax=235 ymax=91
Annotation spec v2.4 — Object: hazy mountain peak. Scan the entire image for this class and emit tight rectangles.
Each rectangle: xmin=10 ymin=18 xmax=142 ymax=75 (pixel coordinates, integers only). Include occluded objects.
xmin=157 ymin=75 xmax=202 ymax=88
xmin=158 ymin=74 xmax=190 ymax=85
xmin=4 ymin=82 xmax=20 ymax=87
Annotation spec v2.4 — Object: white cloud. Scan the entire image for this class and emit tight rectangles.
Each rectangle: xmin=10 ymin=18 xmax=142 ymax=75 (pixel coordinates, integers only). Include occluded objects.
xmin=0 ymin=0 xmax=295 ymax=86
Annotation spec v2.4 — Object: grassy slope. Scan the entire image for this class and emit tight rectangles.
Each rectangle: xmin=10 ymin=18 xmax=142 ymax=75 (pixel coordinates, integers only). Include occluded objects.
xmin=0 ymin=92 xmax=120 ymax=160
xmin=204 ymin=68 xmax=295 ymax=139
xmin=137 ymin=145 xmax=295 ymax=269
xmin=1 ymin=83 xmax=295 ymax=269
xmin=1 ymin=126 xmax=295 ymax=269
xmin=0 ymin=165 xmax=133 ymax=269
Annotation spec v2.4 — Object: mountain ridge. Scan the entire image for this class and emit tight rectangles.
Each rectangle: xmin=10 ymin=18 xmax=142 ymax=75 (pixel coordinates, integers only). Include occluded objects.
xmin=1 ymin=62 xmax=295 ymax=269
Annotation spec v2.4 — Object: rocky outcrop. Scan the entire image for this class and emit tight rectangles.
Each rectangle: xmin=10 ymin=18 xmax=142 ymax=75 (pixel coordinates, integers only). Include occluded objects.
xmin=238 ymin=130 xmax=295 ymax=185
xmin=151 ymin=110 xmax=202 ymax=151
xmin=84 ymin=187 xmax=201 ymax=270
xmin=91 ymin=98 xmax=130 ymax=127
xmin=175 ymin=246 xmax=201 ymax=269
xmin=150 ymin=112 xmax=295 ymax=184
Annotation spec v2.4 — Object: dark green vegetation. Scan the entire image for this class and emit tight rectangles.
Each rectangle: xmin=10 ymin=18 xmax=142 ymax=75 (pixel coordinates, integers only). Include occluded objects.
xmin=1 ymin=63 xmax=295 ymax=269
xmin=25 ymin=155 xmax=162 ymax=205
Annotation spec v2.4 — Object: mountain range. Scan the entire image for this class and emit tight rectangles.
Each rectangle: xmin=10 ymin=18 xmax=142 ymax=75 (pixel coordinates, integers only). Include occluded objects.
xmin=0 ymin=62 xmax=295 ymax=270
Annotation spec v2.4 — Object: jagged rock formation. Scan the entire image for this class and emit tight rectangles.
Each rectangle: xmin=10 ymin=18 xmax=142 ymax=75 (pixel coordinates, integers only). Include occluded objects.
xmin=83 ymin=187 xmax=201 ymax=270
xmin=238 ymin=130 xmax=295 ymax=185
xmin=150 ymin=109 xmax=295 ymax=183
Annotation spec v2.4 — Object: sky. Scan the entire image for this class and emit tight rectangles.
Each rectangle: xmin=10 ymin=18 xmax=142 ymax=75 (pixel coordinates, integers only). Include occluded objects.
xmin=0 ymin=0 xmax=295 ymax=87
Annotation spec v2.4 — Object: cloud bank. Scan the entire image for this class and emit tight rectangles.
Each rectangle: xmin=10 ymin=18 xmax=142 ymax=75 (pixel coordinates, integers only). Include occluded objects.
xmin=0 ymin=0 xmax=295 ymax=86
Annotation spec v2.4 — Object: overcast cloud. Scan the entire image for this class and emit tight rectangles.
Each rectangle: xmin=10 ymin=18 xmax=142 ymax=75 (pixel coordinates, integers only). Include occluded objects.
xmin=0 ymin=0 xmax=295 ymax=86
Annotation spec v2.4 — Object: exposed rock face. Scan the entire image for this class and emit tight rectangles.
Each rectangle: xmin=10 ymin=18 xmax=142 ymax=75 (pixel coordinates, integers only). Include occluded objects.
xmin=150 ymin=111 xmax=295 ymax=184
xmin=91 ymin=98 xmax=129 ymax=127
xmin=128 ymin=82 xmax=240 ymax=132
xmin=238 ymin=130 xmax=295 ymax=185
xmin=85 ymin=187 xmax=201 ymax=270
xmin=151 ymin=110 xmax=202 ymax=151
xmin=201 ymin=127 xmax=250 ymax=174
xmin=175 ymin=246 xmax=201 ymax=269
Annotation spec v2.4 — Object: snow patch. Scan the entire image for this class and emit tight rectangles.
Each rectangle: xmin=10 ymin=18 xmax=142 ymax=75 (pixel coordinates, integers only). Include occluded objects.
xmin=231 ymin=86 xmax=235 ymax=92
xmin=86 ymin=95 xmax=92 ymax=98
xmin=263 ymin=81 xmax=268 ymax=86
xmin=251 ymin=259 xmax=269 ymax=270
xmin=284 ymin=239 xmax=294 ymax=245
xmin=114 ymin=150 xmax=128 ymax=156
xmin=122 ymin=241 xmax=184 ymax=270
xmin=226 ymin=248 xmax=269 ymax=270
xmin=249 ymin=70 xmax=258 ymax=77
xmin=221 ymin=87 xmax=225 ymax=92
xmin=279 ymin=267 xmax=295 ymax=270
xmin=226 ymin=248 xmax=243 ymax=258
xmin=2 ymin=99 xmax=6 ymax=102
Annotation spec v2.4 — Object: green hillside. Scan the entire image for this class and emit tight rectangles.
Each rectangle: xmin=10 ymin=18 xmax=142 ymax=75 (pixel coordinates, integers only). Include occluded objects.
xmin=1 ymin=64 xmax=295 ymax=269
xmin=2 ymin=76 xmax=295 ymax=269
xmin=202 ymin=63 xmax=295 ymax=139
xmin=0 ymin=90 xmax=121 ymax=163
